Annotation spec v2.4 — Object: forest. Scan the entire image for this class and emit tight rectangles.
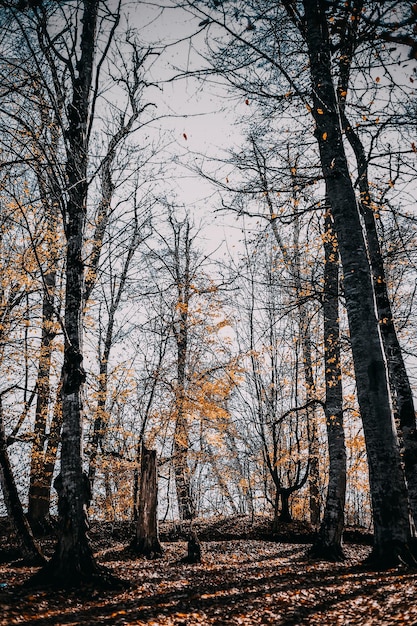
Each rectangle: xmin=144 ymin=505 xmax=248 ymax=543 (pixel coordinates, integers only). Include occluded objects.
xmin=0 ymin=0 xmax=417 ymax=623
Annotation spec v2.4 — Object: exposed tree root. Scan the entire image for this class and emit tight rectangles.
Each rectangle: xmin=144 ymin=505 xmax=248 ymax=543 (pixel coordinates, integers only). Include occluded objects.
xmin=364 ymin=542 xmax=417 ymax=570
xmin=129 ymin=540 xmax=163 ymax=560
xmin=180 ymin=531 xmax=202 ymax=564
xmin=24 ymin=555 xmax=130 ymax=590
xmin=309 ymin=541 xmax=346 ymax=562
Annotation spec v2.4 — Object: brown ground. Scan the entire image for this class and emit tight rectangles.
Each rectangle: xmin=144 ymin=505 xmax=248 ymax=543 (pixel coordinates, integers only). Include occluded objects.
xmin=0 ymin=516 xmax=416 ymax=625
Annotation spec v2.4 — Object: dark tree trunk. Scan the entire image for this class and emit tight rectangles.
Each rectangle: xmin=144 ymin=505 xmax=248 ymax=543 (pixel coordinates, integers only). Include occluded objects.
xmin=182 ymin=529 xmax=202 ymax=564
xmin=131 ymin=444 xmax=162 ymax=558
xmin=0 ymin=407 xmax=45 ymax=565
xmin=31 ymin=1 xmax=124 ymax=588
xmin=302 ymin=0 xmax=413 ymax=566
xmin=312 ymin=209 xmax=346 ymax=561
xmin=173 ymin=415 xmax=195 ymax=521
xmin=333 ymin=5 xmax=417 ymax=522
xmin=279 ymin=488 xmax=292 ymax=523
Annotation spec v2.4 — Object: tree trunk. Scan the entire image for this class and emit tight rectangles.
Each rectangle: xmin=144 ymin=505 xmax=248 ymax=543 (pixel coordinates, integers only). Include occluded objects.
xmin=173 ymin=414 xmax=195 ymax=521
xmin=27 ymin=266 xmax=57 ymax=533
xmin=312 ymin=209 xmax=346 ymax=561
xmin=302 ymin=0 xmax=413 ymax=566
xmin=31 ymin=0 xmax=123 ymax=587
xmin=341 ymin=111 xmax=417 ymax=528
xmin=27 ymin=104 xmax=61 ymax=534
xmin=182 ymin=529 xmax=202 ymax=564
xmin=131 ymin=444 xmax=162 ymax=558
xmin=28 ymin=378 xmax=63 ymax=531
xmin=172 ymin=219 xmax=195 ymax=521
xmin=0 ymin=406 xmax=45 ymax=565
xmin=279 ymin=488 xmax=292 ymax=523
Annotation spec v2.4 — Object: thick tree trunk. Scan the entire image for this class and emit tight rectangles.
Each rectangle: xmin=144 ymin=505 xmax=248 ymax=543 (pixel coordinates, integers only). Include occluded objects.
xmin=131 ymin=444 xmax=162 ymax=558
xmin=279 ymin=488 xmax=292 ymax=523
xmin=341 ymin=112 xmax=417 ymax=528
xmin=0 ymin=408 xmax=45 ymax=565
xmin=31 ymin=1 xmax=124 ymax=588
xmin=312 ymin=210 xmax=346 ymax=561
xmin=302 ymin=0 xmax=413 ymax=566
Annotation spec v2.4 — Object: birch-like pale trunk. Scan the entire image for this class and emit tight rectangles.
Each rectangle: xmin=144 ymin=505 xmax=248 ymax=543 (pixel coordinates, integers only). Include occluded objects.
xmin=312 ymin=209 xmax=346 ymax=561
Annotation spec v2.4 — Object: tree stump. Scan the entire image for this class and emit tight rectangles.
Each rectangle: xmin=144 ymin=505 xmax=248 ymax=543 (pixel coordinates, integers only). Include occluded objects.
xmin=182 ymin=529 xmax=202 ymax=564
xmin=131 ymin=444 xmax=162 ymax=559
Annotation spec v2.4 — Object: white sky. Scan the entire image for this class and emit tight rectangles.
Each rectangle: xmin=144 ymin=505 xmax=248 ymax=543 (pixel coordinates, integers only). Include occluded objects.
xmin=120 ymin=1 xmax=252 ymax=257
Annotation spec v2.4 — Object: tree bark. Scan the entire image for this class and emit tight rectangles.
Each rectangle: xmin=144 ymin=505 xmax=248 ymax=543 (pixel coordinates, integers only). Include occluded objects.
xmin=341 ymin=110 xmax=417 ymax=528
xmin=302 ymin=0 xmax=413 ymax=566
xmin=312 ymin=209 xmax=346 ymax=561
xmin=131 ymin=444 xmax=162 ymax=558
xmin=31 ymin=1 xmax=123 ymax=587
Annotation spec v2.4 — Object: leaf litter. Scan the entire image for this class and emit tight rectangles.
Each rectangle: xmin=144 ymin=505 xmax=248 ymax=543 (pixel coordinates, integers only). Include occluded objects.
xmin=0 ymin=518 xmax=416 ymax=625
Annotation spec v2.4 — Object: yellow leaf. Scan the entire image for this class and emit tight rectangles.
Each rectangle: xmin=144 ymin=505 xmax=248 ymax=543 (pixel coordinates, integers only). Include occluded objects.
xmin=322 ymin=132 xmax=328 ymax=140
xmin=317 ymin=108 xmax=324 ymax=114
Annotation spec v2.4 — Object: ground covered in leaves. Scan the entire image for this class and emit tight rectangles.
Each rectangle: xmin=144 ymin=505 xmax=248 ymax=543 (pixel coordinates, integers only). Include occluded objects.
xmin=0 ymin=516 xmax=416 ymax=625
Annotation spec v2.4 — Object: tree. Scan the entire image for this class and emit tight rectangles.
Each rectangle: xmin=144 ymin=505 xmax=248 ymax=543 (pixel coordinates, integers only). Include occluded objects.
xmin=331 ymin=0 xmax=417 ymax=529
xmin=311 ymin=208 xmax=346 ymax=561
xmin=301 ymin=0 xmax=413 ymax=565
xmin=130 ymin=442 xmax=162 ymax=558
xmin=183 ymin=0 xmax=416 ymax=566
xmin=20 ymin=0 xmax=127 ymax=586
xmin=139 ymin=206 xmax=240 ymax=521
xmin=230 ymin=228 xmax=321 ymax=526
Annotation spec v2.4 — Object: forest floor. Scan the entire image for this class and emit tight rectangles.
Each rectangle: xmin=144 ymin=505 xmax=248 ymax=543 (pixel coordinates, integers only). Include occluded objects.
xmin=0 ymin=515 xmax=416 ymax=625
